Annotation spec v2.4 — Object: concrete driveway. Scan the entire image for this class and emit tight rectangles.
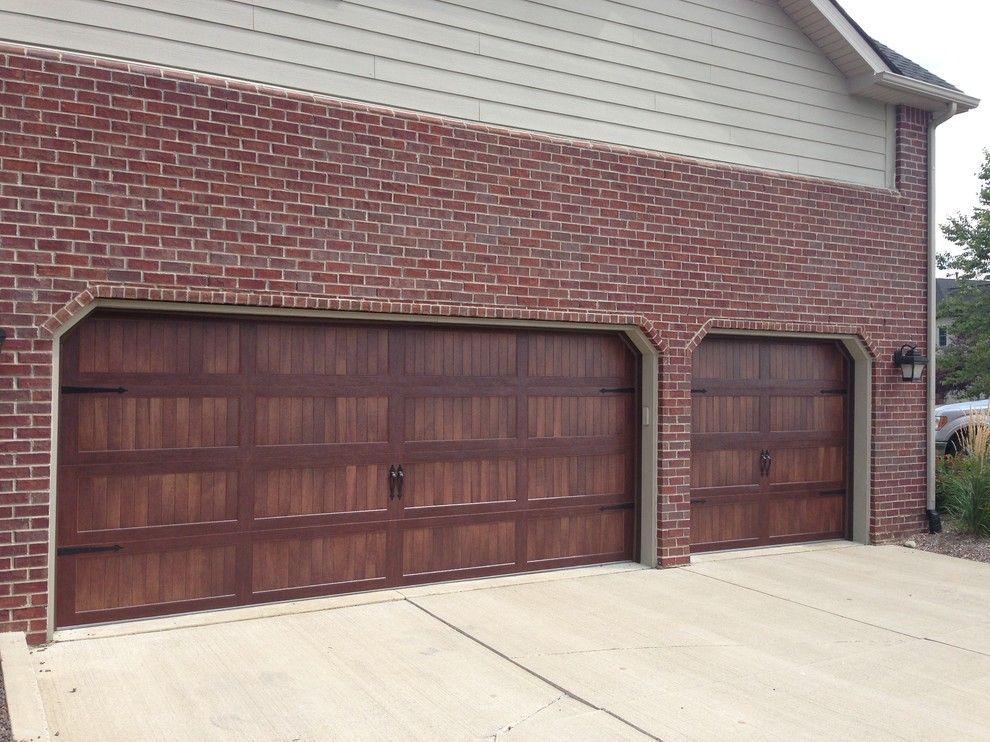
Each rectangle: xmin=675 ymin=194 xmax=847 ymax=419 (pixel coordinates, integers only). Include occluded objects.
xmin=26 ymin=543 xmax=990 ymax=740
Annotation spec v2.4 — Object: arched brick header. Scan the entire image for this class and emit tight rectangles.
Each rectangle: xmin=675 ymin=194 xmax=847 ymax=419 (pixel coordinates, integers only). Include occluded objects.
xmin=41 ymin=283 xmax=669 ymax=353
xmin=685 ymin=317 xmax=879 ymax=358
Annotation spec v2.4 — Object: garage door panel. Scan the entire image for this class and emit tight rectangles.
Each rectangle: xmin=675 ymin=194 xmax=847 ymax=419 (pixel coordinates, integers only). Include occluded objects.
xmin=254 ymin=396 xmax=389 ymax=446
xmin=691 ymin=449 xmax=761 ymax=489
xmin=400 ymin=459 xmax=517 ymax=509
xmin=768 ymin=446 xmax=844 ymax=486
xmin=527 ymin=396 xmax=628 ymax=439
xmin=769 ymin=494 xmax=845 ymax=540
xmin=75 ymin=395 xmax=240 ymax=453
xmin=70 ymin=544 xmax=237 ymax=614
xmin=690 ymin=500 xmax=761 ymax=548
xmin=693 ymin=395 xmax=761 ymax=434
xmin=527 ymin=453 xmax=629 ymax=501
xmin=404 ymin=396 xmax=517 ymax=442
xmin=526 ymin=509 xmax=631 ymax=563
xmin=527 ymin=333 xmax=633 ymax=379
xmin=255 ymin=323 xmax=389 ymax=376
xmin=770 ymin=396 xmax=845 ymax=433
xmin=402 ymin=327 xmax=517 ymax=377
xmin=769 ymin=341 xmax=845 ymax=382
xmin=253 ymin=464 xmax=390 ymax=519
xmin=693 ymin=338 xmax=761 ymax=381
xmin=251 ymin=531 xmax=387 ymax=593
xmin=74 ymin=469 xmax=240 ymax=533
xmin=76 ymin=316 xmax=241 ymax=376
xmin=401 ymin=520 xmax=517 ymax=577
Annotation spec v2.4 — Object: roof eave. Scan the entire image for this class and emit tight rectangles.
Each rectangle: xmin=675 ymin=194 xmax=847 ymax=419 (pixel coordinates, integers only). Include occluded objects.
xmin=849 ymin=71 xmax=980 ymax=114
xmin=779 ymin=0 xmax=888 ymax=78
xmin=780 ymin=0 xmax=978 ymax=113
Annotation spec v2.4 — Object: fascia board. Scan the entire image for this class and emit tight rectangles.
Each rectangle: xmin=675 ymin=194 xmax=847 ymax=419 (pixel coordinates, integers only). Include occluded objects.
xmin=805 ymin=0 xmax=889 ymax=74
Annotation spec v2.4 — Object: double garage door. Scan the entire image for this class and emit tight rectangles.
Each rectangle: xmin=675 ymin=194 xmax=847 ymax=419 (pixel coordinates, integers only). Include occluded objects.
xmin=56 ymin=313 xmax=639 ymax=627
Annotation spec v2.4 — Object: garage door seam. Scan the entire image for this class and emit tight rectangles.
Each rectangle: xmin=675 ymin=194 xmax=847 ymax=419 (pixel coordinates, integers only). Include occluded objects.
xmin=405 ymin=597 xmax=662 ymax=741
xmin=684 ymin=569 xmax=990 ymax=658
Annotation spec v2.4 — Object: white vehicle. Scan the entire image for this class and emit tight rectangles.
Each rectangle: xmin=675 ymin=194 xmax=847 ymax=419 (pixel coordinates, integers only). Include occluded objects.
xmin=935 ymin=399 xmax=990 ymax=455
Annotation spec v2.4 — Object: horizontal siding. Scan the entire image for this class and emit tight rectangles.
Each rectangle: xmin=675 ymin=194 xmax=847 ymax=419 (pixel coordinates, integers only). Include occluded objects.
xmin=0 ymin=0 xmax=891 ymax=187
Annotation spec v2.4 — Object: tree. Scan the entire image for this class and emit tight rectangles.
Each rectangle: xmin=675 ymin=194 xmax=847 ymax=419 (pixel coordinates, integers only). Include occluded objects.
xmin=937 ymin=150 xmax=990 ymax=400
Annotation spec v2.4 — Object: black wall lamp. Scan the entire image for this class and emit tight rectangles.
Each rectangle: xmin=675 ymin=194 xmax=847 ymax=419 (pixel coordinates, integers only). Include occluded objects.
xmin=0 ymin=328 xmax=6 ymax=352
xmin=892 ymin=344 xmax=927 ymax=382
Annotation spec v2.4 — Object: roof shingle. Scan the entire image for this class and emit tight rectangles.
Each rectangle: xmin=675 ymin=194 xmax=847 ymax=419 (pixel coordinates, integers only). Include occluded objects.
xmin=830 ymin=1 xmax=961 ymax=92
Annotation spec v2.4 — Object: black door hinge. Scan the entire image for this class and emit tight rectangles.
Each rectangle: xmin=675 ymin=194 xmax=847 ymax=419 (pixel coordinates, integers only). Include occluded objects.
xmin=819 ymin=388 xmax=847 ymax=395
xmin=61 ymin=386 xmax=127 ymax=395
xmin=57 ymin=544 xmax=123 ymax=556
xmin=690 ymin=388 xmax=707 ymax=394
xmin=599 ymin=502 xmax=634 ymax=512
xmin=599 ymin=387 xmax=635 ymax=394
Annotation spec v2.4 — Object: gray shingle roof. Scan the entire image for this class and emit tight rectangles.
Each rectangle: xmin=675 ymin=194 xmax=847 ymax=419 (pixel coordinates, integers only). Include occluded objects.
xmin=830 ymin=1 xmax=961 ymax=92
xmin=869 ymin=39 xmax=961 ymax=93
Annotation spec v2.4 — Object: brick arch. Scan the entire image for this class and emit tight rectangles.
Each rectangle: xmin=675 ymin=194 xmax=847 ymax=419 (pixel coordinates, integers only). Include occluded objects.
xmin=684 ymin=317 xmax=879 ymax=358
xmin=41 ymin=283 xmax=669 ymax=354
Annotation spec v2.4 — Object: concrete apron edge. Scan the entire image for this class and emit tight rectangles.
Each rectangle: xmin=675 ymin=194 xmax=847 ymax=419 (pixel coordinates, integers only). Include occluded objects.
xmin=688 ymin=539 xmax=855 ymax=564
xmin=52 ymin=562 xmax=647 ymax=643
xmin=0 ymin=632 xmax=51 ymax=742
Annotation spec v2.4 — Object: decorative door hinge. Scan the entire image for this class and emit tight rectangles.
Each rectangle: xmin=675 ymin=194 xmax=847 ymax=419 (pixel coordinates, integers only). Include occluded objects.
xmin=61 ymin=386 xmax=127 ymax=395
xmin=57 ymin=544 xmax=123 ymax=556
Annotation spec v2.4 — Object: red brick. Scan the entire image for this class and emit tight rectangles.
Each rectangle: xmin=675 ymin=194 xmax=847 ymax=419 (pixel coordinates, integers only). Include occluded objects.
xmin=0 ymin=45 xmax=932 ymax=638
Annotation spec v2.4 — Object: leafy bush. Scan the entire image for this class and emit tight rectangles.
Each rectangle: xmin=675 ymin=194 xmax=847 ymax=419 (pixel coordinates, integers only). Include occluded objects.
xmin=936 ymin=411 xmax=990 ymax=536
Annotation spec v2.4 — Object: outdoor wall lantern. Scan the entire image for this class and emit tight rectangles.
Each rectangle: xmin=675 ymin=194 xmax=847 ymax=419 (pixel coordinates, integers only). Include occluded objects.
xmin=0 ymin=328 xmax=5 ymax=352
xmin=892 ymin=343 xmax=927 ymax=382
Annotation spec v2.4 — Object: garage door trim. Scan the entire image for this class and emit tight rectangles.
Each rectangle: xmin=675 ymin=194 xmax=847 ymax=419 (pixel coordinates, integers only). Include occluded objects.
xmin=696 ymin=328 xmax=872 ymax=551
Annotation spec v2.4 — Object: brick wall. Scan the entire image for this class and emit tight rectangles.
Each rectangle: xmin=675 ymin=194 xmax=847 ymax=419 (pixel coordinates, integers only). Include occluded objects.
xmin=0 ymin=44 xmax=930 ymax=642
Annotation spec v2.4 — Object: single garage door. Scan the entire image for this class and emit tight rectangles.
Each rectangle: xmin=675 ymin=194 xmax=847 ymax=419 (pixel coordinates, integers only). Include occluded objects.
xmin=690 ymin=336 xmax=850 ymax=552
xmin=56 ymin=313 xmax=639 ymax=627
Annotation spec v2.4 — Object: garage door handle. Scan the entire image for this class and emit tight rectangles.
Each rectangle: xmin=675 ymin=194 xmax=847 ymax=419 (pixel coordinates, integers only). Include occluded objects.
xmin=396 ymin=465 xmax=405 ymax=499
xmin=760 ymin=450 xmax=772 ymax=476
xmin=388 ymin=465 xmax=398 ymax=500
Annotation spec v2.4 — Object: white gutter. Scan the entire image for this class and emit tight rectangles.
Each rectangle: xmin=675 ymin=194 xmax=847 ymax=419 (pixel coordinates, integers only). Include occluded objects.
xmin=927 ymin=102 xmax=959 ymax=526
xmin=848 ymin=73 xmax=980 ymax=113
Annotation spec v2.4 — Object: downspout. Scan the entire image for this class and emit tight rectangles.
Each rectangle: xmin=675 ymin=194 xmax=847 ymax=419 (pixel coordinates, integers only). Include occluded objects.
xmin=927 ymin=101 xmax=958 ymax=532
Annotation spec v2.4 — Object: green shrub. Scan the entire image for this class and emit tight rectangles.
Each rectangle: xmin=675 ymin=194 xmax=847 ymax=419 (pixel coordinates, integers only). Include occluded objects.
xmin=936 ymin=411 xmax=990 ymax=535
xmin=938 ymin=457 xmax=990 ymax=535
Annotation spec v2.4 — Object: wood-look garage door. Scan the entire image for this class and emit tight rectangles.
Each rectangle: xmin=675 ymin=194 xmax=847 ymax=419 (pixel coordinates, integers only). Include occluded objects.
xmin=55 ymin=313 xmax=638 ymax=627
xmin=690 ymin=337 xmax=851 ymax=552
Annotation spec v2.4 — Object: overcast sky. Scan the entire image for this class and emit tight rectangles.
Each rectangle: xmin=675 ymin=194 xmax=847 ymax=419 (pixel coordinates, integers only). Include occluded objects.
xmin=837 ymin=0 xmax=988 ymax=273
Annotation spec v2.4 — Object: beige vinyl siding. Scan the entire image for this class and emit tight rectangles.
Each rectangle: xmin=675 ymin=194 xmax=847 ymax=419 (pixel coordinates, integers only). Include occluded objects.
xmin=0 ymin=0 xmax=893 ymax=187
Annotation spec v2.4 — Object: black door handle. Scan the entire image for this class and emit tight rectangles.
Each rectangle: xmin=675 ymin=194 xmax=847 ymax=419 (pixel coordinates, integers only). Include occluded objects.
xmin=396 ymin=465 xmax=405 ymax=500
xmin=388 ymin=465 xmax=398 ymax=500
xmin=759 ymin=449 xmax=771 ymax=476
